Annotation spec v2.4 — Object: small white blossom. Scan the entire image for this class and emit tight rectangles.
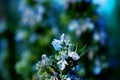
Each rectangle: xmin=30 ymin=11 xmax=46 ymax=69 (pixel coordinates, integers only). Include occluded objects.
xmin=66 ymin=77 xmax=71 ymax=80
xmin=41 ymin=54 xmax=47 ymax=68
xmin=57 ymin=56 xmax=68 ymax=70
xmin=68 ymin=52 xmax=80 ymax=60
xmin=58 ymin=62 xmax=66 ymax=70
xmin=60 ymin=33 xmax=65 ymax=41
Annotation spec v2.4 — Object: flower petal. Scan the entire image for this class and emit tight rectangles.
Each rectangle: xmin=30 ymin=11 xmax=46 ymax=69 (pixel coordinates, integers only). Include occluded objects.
xmin=72 ymin=53 xmax=80 ymax=60
xmin=68 ymin=52 xmax=74 ymax=57
xmin=59 ymin=63 xmax=65 ymax=70
xmin=52 ymin=39 xmax=61 ymax=51
xmin=60 ymin=33 xmax=65 ymax=41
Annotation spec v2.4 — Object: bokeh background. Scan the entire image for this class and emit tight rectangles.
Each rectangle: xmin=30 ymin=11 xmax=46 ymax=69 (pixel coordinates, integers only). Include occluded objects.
xmin=0 ymin=0 xmax=120 ymax=80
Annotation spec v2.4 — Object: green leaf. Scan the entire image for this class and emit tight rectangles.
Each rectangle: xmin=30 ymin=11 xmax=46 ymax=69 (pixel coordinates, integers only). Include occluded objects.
xmin=39 ymin=67 xmax=46 ymax=74
xmin=79 ymin=45 xmax=86 ymax=53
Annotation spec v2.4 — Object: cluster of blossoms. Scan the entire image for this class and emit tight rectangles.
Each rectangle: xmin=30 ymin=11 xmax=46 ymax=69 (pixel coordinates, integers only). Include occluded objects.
xmin=18 ymin=0 xmax=45 ymax=26
xmin=68 ymin=18 xmax=94 ymax=36
xmin=36 ymin=34 xmax=86 ymax=80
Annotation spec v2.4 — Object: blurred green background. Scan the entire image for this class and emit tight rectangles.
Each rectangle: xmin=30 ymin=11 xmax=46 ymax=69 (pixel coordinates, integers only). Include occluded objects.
xmin=0 ymin=0 xmax=120 ymax=80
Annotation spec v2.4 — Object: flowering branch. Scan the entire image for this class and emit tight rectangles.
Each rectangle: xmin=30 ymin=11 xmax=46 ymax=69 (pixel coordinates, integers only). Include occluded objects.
xmin=36 ymin=33 xmax=86 ymax=80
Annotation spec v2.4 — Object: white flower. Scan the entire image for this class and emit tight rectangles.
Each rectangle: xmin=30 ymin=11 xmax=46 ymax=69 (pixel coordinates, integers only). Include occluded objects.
xmin=57 ymin=56 xmax=68 ymax=70
xmin=58 ymin=62 xmax=66 ymax=70
xmin=41 ymin=54 xmax=47 ymax=68
xmin=60 ymin=33 xmax=65 ymax=41
xmin=68 ymin=52 xmax=80 ymax=60
xmin=66 ymin=77 xmax=71 ymax=80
